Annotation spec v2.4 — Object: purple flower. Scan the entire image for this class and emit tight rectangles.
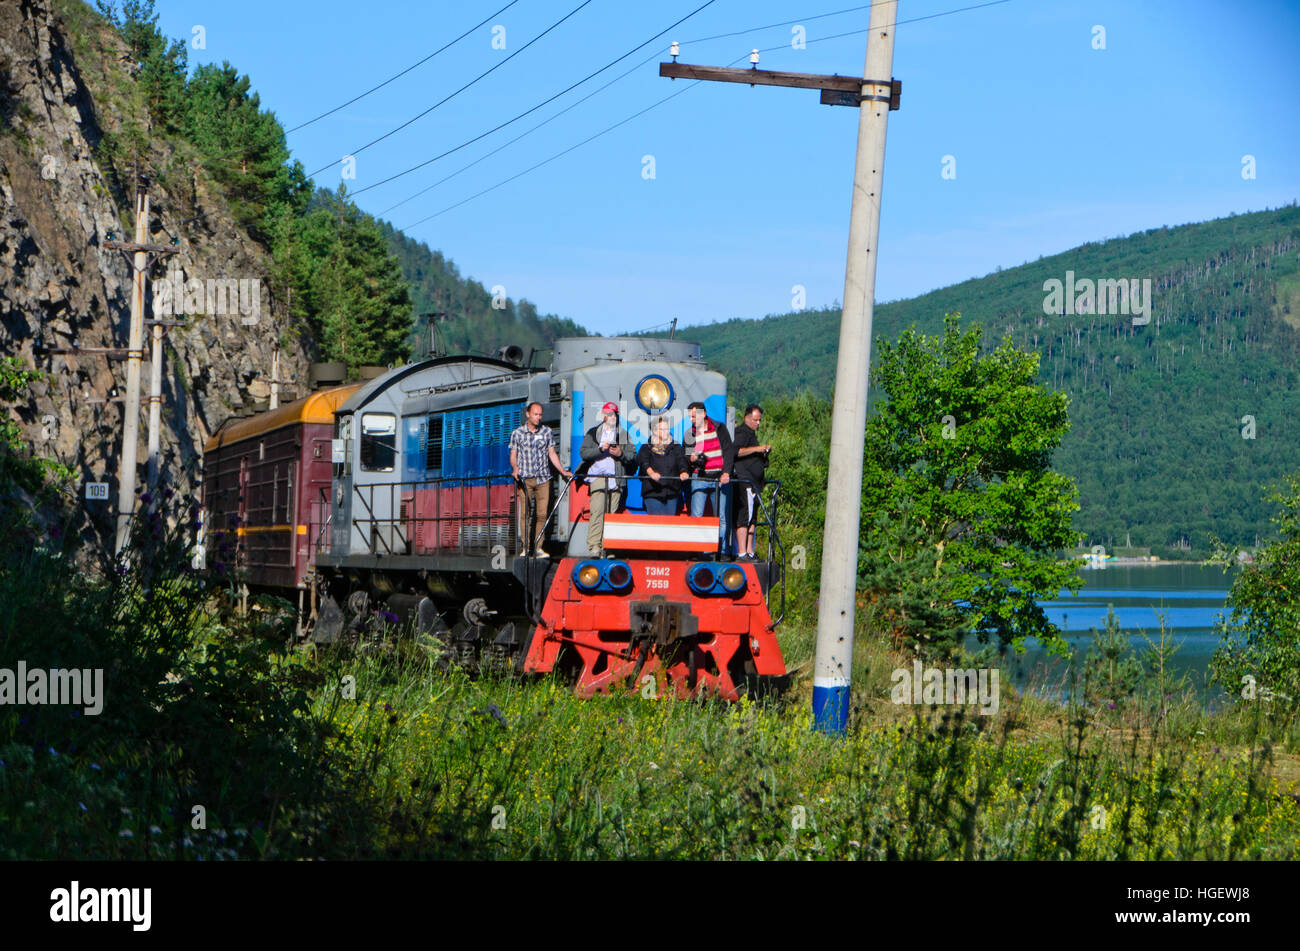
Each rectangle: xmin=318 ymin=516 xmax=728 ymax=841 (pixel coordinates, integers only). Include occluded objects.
xmin=141 ymin=492 xmax=152 ymax=504
xmin=379 ymin=609 xmax=398 ymax=624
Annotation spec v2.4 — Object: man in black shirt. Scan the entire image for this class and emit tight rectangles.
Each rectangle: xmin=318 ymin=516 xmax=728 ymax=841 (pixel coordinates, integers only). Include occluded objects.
xmin=732 ymin=404 xmax=771 ymax=559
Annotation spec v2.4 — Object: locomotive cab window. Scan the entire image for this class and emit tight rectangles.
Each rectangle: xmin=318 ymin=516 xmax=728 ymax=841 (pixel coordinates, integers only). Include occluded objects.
xmin=360 ymin=413 xmax=397 ymax=472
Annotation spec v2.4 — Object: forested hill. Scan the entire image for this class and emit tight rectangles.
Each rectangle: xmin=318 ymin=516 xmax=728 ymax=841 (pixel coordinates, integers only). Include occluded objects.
xmin=373 ymin=216 xmax=587 ymax=360
xmin=685 ymin=206 xmax=1300 ymax=557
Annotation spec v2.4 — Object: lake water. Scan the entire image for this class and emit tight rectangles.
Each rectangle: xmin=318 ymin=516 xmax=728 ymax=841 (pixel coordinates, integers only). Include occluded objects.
xmin=988 ymin=563 xmax=1237 ymax=705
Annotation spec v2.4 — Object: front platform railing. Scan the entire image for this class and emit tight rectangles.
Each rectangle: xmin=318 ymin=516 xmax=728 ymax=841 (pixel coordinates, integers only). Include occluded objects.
xmin=336 ymin=472 xmax=787 ymax=623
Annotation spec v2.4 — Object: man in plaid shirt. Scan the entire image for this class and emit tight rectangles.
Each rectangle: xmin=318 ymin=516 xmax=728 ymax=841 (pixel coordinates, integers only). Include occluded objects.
xmin=510 ymin=402 xmax=571 ymax=556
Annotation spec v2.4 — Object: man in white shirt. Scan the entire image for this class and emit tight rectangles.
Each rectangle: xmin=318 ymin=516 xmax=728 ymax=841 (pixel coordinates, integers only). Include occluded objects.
xmin=579 ymin=401 xmax=633 ymax=557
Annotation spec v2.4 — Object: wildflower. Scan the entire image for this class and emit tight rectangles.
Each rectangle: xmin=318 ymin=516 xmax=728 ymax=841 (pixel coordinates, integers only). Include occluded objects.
xmin=79 ymin=802 xmax=88 ymax=812
xmin=150 ymin=825 xmax=162 ymax=835
xmin=48 ymin=746 xmax=58 ymax=756
xmin=90 ymin=763 xmax=100 ymax=770
xmin=120 ymin=829 xmax=133 ymax=838
xmin=141 ymin=492 xmax=152 ymax=505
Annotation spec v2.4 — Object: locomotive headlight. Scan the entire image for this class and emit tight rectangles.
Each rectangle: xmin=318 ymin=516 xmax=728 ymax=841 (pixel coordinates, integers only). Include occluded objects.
xmin=575 ymin=563 xmax=602 ymax=591
xmin=635 ymin=375 xmax=673 ymax=414
xmin=606 ymin=562 xmax=632 ymax=589
xmin=688 ymin=563 xmax=745 ymax=596
xmin=687 ymin=564 xmax=716 ymax=595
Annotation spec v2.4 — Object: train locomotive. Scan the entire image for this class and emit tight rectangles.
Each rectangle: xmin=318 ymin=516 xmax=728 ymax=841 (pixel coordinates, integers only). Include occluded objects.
xmin=202 ymin=336 xmax=788 ymax=699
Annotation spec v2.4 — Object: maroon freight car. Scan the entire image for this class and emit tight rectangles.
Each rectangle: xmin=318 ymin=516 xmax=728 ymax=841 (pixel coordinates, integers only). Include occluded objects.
xmin=202 ymin=384 xmax=361 ymax=590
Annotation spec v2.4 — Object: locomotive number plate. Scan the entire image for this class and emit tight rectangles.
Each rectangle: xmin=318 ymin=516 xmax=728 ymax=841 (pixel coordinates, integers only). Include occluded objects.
xmin=643 ymin=565 xmax=670 ymax=590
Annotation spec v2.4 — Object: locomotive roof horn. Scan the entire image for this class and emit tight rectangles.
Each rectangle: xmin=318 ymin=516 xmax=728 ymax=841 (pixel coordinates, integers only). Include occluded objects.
xmin=497 ymin=344 xmax=526 ymax=367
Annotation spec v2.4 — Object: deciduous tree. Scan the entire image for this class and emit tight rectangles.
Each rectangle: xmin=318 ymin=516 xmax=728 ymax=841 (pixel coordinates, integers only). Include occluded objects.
xmin=858 ymin=313 xmax=1082 ymax=659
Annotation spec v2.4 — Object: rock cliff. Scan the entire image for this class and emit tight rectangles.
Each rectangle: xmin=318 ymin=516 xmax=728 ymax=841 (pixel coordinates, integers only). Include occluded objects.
xmin=0 ymin=0 xmax=315 ymax=552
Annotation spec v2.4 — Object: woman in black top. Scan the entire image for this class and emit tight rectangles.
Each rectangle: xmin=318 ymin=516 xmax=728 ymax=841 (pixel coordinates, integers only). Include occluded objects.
xmin=636 ymin=417 xmax=690 ymax=515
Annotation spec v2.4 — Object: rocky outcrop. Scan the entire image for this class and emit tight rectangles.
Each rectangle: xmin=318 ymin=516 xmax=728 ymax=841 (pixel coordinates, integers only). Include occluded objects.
xmin=0 ymin=0 xmax=314 ymax=552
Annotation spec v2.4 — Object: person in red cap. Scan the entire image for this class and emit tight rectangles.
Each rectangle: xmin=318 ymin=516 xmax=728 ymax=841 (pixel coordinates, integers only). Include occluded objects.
xmin=579 ymin=401 xmax=634 ymax=557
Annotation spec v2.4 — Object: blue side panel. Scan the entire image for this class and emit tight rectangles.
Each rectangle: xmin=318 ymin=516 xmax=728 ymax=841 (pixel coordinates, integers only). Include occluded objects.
xmin=704 ymin=393 xmax=726 ymax=426
xmin=570 ymin=389 xmax=585 ymax=470
xmin=439 ymin=403 xmax=523 ymax=486
xmin=470 ymin=413 xmax=484 ymax=478
xmin=402 ymin=417 xmax=423 ymax=483
xmin=491 ymin=403 xmax=522 ymax=485
xmin=445 ymin=413 xmax=463 ymax=479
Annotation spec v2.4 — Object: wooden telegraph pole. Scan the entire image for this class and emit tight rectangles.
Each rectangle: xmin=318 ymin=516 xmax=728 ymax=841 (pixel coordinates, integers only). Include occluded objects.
xmin=662 ymin=2 xmax=900 ymax=733
xmin=103 ymin=175 xmax=178 ymax=551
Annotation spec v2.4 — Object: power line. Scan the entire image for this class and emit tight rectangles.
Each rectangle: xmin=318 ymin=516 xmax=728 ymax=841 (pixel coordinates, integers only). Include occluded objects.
xmin=684 ymin=3 xmax=875 ymax=44
xmin=398 ymin=56 xmax=746 ymax=231
xmin=378 ymin=49 xmax=664 ymax=216
xmin=347 ymin=0 xmax=721 ymax=197
xmin=378 ymin=2 xmax=898 ymax=216
xmin=400 ymin=80 xmax=698 ymax=231
xmin=394 ymin=0 xmax=1013 ymax=230
xmin=177 ymin=2 xmax=523 ymax=177
xmin=306 ymin=0 xmax=597 ymax=178
xmin=285 ymin=0 xmax=523 ymax=135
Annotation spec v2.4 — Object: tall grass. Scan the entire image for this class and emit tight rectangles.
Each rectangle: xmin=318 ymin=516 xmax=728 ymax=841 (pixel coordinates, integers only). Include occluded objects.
xmin=2 ymin=496 xmax=1297 ymax=859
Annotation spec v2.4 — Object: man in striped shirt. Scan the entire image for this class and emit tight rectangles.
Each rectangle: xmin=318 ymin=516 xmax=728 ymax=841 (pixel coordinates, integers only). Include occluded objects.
xmin=686 ymin=401 xmax=736 ymax=557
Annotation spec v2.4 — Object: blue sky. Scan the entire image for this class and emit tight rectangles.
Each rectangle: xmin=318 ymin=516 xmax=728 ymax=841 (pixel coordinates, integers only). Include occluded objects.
xmin=153 ymin=0 xmax=1300 ymax=335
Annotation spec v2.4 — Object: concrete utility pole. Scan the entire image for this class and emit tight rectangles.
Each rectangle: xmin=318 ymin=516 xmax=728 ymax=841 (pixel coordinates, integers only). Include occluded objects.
xmin=661 ymin=2 xmax=901 ymax=733
xmin=145 ymin=314 xmax=186 ymax=491
xmin=104 ymin=175 xmax=177 ymax=551
xmin=115 ymin=181 xmax=148 ymax=554
xmin=270 ymin=342 xmax=281 ymax=410
xmin=812 ymin=2 xmax=898 ymax=734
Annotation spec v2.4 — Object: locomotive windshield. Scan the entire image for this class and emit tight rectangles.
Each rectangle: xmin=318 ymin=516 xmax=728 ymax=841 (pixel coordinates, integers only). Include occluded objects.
xmin=359 ymin=412 xmax=396 ymax=472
